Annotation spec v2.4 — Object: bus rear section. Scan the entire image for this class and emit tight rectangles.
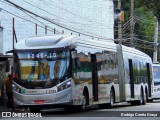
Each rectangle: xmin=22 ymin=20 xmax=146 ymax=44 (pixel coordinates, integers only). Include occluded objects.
xmin=152 ymin=64 xmax=160 ymax=99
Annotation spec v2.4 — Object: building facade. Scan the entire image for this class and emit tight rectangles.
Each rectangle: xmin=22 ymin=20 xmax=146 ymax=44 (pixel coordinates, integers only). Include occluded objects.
xmin=0 ymin=25 xmax=3 ymax=54
xmin=0 ymin=0 xmax=114 ymax=54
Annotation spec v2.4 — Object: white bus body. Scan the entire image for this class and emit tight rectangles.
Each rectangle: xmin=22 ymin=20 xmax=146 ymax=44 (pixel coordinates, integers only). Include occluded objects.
xmin=152 ymin=64 xmax=160 ymax=99
xmin=10 ymin=35 xmax=153 ymax=112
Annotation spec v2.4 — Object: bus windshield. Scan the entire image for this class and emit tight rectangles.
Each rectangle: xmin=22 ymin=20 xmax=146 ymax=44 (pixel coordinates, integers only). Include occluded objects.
xmin=17 ymin=50 xmax=70 ymax=83
xmin=153 ymin=66 xmax=160 ymax=81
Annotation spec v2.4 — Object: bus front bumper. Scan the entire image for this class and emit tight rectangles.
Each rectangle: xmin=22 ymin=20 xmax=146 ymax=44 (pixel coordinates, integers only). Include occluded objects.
xmin=13 ymin=88 xmax=73 ymax=107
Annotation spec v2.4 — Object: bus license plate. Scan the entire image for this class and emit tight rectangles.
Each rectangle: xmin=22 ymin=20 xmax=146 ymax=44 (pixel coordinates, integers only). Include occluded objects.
xmin=34 ymin=100 xmax=45 ymax=104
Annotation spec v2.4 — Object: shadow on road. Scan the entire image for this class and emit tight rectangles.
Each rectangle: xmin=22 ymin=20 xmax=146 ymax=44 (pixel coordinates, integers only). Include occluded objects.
xmin=40 ymin=103 xmax=133 ymax=117
xmin=41 ymin=107 xmax=101 ymax=117
xmin=36 ymin=101 xmax=160 ymax=117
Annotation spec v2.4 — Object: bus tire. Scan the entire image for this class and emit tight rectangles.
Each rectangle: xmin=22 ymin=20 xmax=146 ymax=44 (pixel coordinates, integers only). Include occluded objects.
xmin=66 ymin=90 xmax=89 ymax=112
xmin=29 ymin=106 xmax=41 ymax=113
xmin=131 ymin=89 xmax=146 ymax=106
xmin=81 ymin=91 xmax=88 ymax=111
xmin=143 ymin=92 xmax=148 ymax=105
xmin=145 ymin=88 xmax=149 ymax=102
xmin=137 ymin=89 xmax=145 ymax=105
xmin=143 ymin=93 xmax=146 ymax=105
xmin=142 ymin=89 xmax=146 ymax=105
xmin=108 ymin=89 xmax=115 ymax=108
xmin=80 ymin=94 xmax=87 ymax=111
xmin=79 ymin=89 xmax=89 ymax=112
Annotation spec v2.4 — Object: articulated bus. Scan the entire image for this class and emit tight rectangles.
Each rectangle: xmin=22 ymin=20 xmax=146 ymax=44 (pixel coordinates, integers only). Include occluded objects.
xmin=152 ymin=64 xmax=160 ymax=99
xmin=8 ymin=35 xmax=153 ymax=112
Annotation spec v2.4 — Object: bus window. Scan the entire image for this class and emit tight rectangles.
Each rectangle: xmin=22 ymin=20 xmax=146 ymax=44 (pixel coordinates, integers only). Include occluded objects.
xmin=153 ymin=66 xmax=160 ymax=81
xmin=153 ymin=64 xmax=160 ymax=99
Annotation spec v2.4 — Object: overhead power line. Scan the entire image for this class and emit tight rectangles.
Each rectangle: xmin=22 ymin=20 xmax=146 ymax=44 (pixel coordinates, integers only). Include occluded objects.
xmin=3 ymin=0 xmax=114 ymax=41
xmin=45 ymin=0 xmax=113 ymax=28
xmin=0 ymin=8 xmax=60 ymax=34
xmin=22 ymin=0 xmax=93 ymax=27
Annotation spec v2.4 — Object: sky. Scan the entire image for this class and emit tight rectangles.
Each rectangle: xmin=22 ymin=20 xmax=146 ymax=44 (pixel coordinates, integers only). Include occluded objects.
xmin=0 ymin=0 xmax=114 ymax=54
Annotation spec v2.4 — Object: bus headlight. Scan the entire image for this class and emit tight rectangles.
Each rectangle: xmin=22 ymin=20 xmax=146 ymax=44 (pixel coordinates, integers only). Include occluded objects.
xmin=58 ymin=81 xmax=71 ymax=92
xmin=12 ymin=84 xmax=21 ymax=93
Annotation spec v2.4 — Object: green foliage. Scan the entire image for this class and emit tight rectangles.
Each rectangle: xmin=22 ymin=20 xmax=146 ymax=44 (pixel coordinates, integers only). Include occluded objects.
xmin=121 ymin=0 xmax=159 ymax=58
xmin=135 ymin=6 xmax=155 ymax=42
xmin=143 ymin=0 xmax=160 ymax=20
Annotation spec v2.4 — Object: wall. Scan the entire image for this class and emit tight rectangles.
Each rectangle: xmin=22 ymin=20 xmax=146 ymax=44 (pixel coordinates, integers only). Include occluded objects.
xmin=0 ymin=25 xmax=3 ymax=54
xmin=0 ymin=0 xmax=114 ymax=54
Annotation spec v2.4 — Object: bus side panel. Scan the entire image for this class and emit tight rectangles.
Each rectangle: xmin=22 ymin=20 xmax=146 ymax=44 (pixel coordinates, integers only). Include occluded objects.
xmin=122 ymin=48 xmax=152 ymax=102
xmin=96 ymin=50 xmax=119 ymax=104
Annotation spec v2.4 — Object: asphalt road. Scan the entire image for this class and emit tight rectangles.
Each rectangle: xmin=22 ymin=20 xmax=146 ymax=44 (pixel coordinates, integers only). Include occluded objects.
xmin=1 ymin=100 xmax=160 ymax=120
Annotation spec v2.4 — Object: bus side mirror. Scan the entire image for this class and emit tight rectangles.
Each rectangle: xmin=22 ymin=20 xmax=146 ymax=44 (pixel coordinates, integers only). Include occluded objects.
xmin=75 ymin=57 xmax=81 ymax=68
xmin=6 ymin=60 xmax=10 ymax=72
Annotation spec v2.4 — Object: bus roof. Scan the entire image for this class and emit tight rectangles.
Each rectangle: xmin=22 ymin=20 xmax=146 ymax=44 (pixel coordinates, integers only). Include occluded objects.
xmin=15 ymin=34 xmax=74 ymax=50
xmin=14 ymin=35 xmax=151 ymax=60
xmin=121 ymin=45 xmax=151 ymax=59
xmin=15 ymin=35 xmax=116 ymax=50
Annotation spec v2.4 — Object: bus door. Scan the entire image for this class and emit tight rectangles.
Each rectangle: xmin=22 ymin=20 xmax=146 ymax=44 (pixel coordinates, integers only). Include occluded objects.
xmin=91 ymin=54 xmax=98 ymax=101
xmin=129 ymin=59 xmax=134 ymax=98
xmin=146 ymin=63 xmax=152 ymax=97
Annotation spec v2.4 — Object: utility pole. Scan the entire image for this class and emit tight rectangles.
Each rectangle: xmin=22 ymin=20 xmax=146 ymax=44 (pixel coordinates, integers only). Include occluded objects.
xmin=12 ymin=17 xmax=15 ymax=50
xmin=118 ymin=0 xmax=122 ymax=44
xmin=130 ymin=0 xmax=134 ymax=47
xmin=35 ymin=23 xmax=37 ymax=35
xmin=45 ymin=26 xmax=47 ymax=35
xmin=153 ymin=17 xmax=159 ymax=63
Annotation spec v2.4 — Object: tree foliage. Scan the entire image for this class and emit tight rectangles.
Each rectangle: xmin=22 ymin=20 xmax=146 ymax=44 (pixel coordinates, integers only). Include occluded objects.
xmin=142 ymin=0 xmax=160 ymax=20
xmin=120 ymin=0 xmax=160 ymax=59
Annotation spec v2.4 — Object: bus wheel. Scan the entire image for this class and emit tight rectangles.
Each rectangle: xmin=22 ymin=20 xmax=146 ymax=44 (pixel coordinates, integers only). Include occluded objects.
xmin=145 ymin=89 xmax=149 ymax=102
xmin=143 ymin=91 xmax=146 ymax=105
xmin=80 ymin=92 xmax=87 ymax=111
xmin=138 ymin=89 xmax=144 ymax=105
xmin=29 ymin=106 xmax=41 ymax=113
xmin=79 ymin=90 xmax=89 ymax=112
xmin=108 ymin=89 xmax=115 ymax=108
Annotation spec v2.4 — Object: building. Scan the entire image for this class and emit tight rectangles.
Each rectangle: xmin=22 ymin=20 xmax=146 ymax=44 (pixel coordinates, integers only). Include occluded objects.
xmin=0 ymin=0 xmax=114 ymax=54
xmin=0 ymin=25 xmax=3 ymax=54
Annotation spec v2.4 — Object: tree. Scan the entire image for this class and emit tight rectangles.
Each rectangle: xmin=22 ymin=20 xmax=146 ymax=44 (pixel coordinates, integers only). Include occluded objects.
xmin=120 ymin=0 xmax=159 ymax=59
xmin=143 ymin=0 xmax=160 ymax=20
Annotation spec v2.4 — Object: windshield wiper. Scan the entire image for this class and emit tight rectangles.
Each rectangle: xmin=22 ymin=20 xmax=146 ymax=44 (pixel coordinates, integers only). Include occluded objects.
xmin=26 ymin=65 xmax=36 ymax=83
xmin=26 ymin=73 xmax=34 ymax=83
xmin=59 ymin=73 xmax=71 ymax=82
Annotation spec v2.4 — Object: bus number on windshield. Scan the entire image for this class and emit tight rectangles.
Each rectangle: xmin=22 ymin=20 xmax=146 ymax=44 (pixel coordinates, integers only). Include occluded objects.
xmin=27 ymin=52 xmax=67 ymax=59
